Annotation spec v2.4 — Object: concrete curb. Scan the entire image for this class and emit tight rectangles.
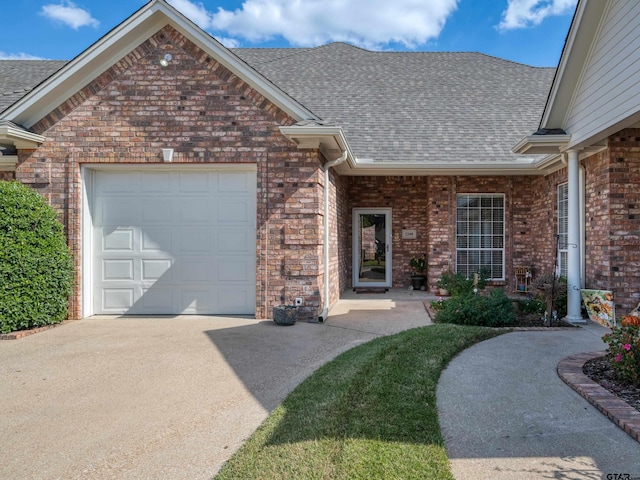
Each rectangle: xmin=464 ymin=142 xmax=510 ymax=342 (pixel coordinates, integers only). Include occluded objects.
xmin=557 ymin=350 xmax=640 ymax=444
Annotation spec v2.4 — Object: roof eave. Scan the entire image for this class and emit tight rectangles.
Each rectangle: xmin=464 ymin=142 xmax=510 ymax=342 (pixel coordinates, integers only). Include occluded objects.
xmin=540 ymin=0 xmax=608 ymax=129
xmin=512 ymin=134 xmax=572 ymax=155
xmin=279 ymin=125 xmax=356 ymax=163
xmin=0 ymin=123 xmax=46 ymax=149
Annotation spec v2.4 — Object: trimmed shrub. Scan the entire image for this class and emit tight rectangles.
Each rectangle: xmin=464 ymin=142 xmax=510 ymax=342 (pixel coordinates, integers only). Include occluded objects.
xmin=0 ymin=181 xmax=74 ymax=333
xmin=433 ymin=289 xmax=516 ymax=327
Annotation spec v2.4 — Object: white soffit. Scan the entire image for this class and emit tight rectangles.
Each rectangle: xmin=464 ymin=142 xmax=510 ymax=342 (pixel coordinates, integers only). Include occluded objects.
xmin=3 ymin=0 xmax=317 ymax=128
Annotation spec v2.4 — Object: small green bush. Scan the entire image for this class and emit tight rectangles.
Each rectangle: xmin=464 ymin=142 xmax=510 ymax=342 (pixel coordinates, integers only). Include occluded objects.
xmin=437 ymin=268 xmax=489 ymax=297
xmin=531 ymin=274 xmax=568 ymax=319
xmin=603 ymin=325 xmax=640 ymax=386
xmin=0 ymin=181 xmax=74 ymax=333
xmin=518 ymin=297 xmax=546 ymax=315
xmin=433 ymin=289 xmax=515 ymax=327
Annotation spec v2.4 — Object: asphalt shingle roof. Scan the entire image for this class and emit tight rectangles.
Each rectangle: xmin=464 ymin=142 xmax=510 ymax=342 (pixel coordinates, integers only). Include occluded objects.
xmin=233 ymin=43 xmax=555 ymax=164
xmin=0 ymin=60 xmax=66 ymax=113
xmin=0 ymin=43 xmax=554 ymax=164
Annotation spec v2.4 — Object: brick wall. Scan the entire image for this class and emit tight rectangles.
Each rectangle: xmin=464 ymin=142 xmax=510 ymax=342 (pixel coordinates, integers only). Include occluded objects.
xmin=348 ymin=176 xmax=431 ymax=287
xmin=528 ymin=169 xmax=567 ymax=278
xmin=348 ymin=174 xmax=564 ymax=294
xmin=584 ymin=128 xmax=640 ymax=312
xmin=14 ymin=25 xmax=325 ymax=320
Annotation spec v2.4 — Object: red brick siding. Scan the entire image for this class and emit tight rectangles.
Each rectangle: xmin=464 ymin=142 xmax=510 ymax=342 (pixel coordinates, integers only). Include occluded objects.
xmin=348 ymin=176 xmax=431 ymax=287
xmin=528 ymin=169 xmax=567 ymax=279
xmin=348 ymin=175 xmax=565 ymax=294
xmin=584 ymin=129 xmax=640 ymax=312
xmin=14 ymin=26 xmax=325 ymax=320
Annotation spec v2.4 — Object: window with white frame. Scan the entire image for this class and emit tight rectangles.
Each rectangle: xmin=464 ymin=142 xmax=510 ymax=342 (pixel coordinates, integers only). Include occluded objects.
xmin=456 ymin=194 xmax=505 ymax=280
xmin=558 ymin=183 xmax=568 ymax=278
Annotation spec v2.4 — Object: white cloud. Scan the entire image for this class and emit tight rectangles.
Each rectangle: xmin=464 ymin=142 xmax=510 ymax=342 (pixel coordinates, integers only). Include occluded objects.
xmin=215 ymin=37 xmax=241 ymax=49
xmin=167 ymin=0 xmax=215 ymax=29
xmin=0 ymin=52 xmax=47 ymax=60
xmin=498 ymin=0 xmax=577 ymax=30
xmin=40 ymin=1 xmax=100 ymax=30
xmin=168 ymin=0 xmax=459 ymax=50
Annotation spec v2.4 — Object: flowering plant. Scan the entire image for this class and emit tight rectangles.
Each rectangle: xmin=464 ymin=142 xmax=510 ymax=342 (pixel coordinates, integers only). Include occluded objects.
xmin=603 ymin=324 xmax=640 ymax=386
xmin=409 ymin=255 xmax=426 ymax=274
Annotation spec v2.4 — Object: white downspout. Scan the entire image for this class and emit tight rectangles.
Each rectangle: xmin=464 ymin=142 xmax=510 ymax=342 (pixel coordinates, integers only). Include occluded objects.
xmin=579 ymin=164 xmax=586 ymax=288
xmin=318 ymin=150 xmax=348 ymax=322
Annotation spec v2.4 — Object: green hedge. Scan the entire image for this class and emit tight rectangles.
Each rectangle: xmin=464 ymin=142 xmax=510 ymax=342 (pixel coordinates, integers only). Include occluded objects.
xmin=433 ymin=289 xmax=516 ymax=327
xmin=0 ymin=181 xmax=74 ymax=333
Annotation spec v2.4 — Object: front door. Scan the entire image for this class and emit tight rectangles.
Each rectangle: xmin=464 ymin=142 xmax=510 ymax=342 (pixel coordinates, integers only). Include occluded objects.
xmin=353 ymin=208 xmax=392 ymax=288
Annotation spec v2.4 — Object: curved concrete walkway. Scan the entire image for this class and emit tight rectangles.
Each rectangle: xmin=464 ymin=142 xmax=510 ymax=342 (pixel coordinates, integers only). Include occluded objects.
xmin=437 ymin=320 xmax=640 ymax=480
xmin=0 ymin=294 xmax=430 ymax=480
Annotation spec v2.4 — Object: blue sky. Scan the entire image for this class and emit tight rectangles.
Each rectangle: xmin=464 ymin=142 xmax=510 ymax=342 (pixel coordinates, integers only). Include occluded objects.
xmin=0 ymin=0 xmax=577 ymax=67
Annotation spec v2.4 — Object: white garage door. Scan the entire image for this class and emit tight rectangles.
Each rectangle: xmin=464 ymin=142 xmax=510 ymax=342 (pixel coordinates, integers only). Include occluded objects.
xmin=91 ymin=168 xmax=256 ymax=315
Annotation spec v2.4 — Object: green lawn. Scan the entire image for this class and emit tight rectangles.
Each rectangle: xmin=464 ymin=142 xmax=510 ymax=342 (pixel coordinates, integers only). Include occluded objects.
xmin=216 ymin=324 xmax=505 ymax=480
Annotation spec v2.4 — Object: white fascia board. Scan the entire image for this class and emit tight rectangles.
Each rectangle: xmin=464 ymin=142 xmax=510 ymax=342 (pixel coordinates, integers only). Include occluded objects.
xmin=5 ymin=0 xmax=316 ymax=128
xmin=279 ymin=125 xmax=355 ymax=163
xmin=0 ymin=155 xmax=18 ymax=171
xmin=541 ymin=0 xmax=608 ymax=128
xmin=0 ymin=124 xmax=46 ymax=148
xmin=512 ymin=134 xmax=571 ymax=155
xmin=335 ymin=157 xmax=560 ymax=176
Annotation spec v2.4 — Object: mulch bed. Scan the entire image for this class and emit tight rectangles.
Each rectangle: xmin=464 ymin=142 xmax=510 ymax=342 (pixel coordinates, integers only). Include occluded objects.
xmin=583 ymin=356 xmax=640 ymax=413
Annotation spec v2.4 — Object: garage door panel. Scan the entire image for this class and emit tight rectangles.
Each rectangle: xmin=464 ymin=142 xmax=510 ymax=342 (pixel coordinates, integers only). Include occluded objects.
xmin=179 ymin=259 xmax=213 ymax=282
xmin=141 ymin=228 xmax=172 ymax=252
xmin=103 ymin=228 xmax=134 ymax=251
xmin=180 ymin=287 xmax=214 ymax=313
xmin=139 ymin=287 xmax=175 ymax=312
xmin=217 ymin=257 xmax=253 ymax=282
xmin=103 ymin=259 xmax=134 ymax=281
xmin=179 ymin=228 xmax=212 ymax=254
xmin=96 ymin=172 xmax=137 ymax=194
xmin=218 ymin=171 xmax=250 ymax=193
xmin=141 ymin=259 xmax=173 ymax=281
xmin=101 ymin=199 xmax=141 ymax=225
xmin=218 ymin=200 xmax=251 ymax=224
xmin=92 ymin=168 xmax=256 ymax=315
xmin=178 ymin=172 xmax=211 ymax=193
xmin=141 ymin=172 xmax=172 ymax=193
xmin=218 ymin=229 xmax=251 ymax=253
xmin=141 ymin=199 xmax=173 ymax=225
xmin=180 ymin=199 xmax=212 ymax=224
xmin=102 ymin=288 xmax=135 ymax=311
xmin=217 ymin=287 xmax=252 ymax=313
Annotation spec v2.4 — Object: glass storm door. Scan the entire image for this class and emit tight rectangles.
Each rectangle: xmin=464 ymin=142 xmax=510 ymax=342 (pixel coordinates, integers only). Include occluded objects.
xmin=353 ymin=208 xmax=392 ymax=288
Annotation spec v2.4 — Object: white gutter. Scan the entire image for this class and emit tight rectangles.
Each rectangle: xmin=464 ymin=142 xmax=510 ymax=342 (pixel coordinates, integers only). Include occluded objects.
xmin=318 ymin=149 xmax=348 ymax=322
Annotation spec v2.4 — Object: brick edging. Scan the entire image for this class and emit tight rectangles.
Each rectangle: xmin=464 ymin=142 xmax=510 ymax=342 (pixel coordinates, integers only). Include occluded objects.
xmin=0 ymin=321 xmax=71 ymax=340
xmin=557 ymin=351 xmax=640 ymax=443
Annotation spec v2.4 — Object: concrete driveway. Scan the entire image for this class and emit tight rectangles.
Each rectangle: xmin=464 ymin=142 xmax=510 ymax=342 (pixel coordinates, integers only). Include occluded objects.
xmin=0 ymin=292 xmax=431 ymax=480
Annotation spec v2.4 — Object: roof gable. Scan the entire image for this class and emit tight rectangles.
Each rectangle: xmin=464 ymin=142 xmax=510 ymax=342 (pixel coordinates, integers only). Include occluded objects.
xmin=2 ymin=0 xmax=316 ymax=129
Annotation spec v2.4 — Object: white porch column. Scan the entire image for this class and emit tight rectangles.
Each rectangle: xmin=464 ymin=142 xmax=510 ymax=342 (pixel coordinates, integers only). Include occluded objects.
xmin=565 ymin=149 xmax=585 ymax=323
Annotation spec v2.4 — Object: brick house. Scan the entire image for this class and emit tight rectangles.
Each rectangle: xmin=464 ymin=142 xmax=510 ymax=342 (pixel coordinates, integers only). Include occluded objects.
xmin=0 ymin=0 xmax=638 ymax=322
